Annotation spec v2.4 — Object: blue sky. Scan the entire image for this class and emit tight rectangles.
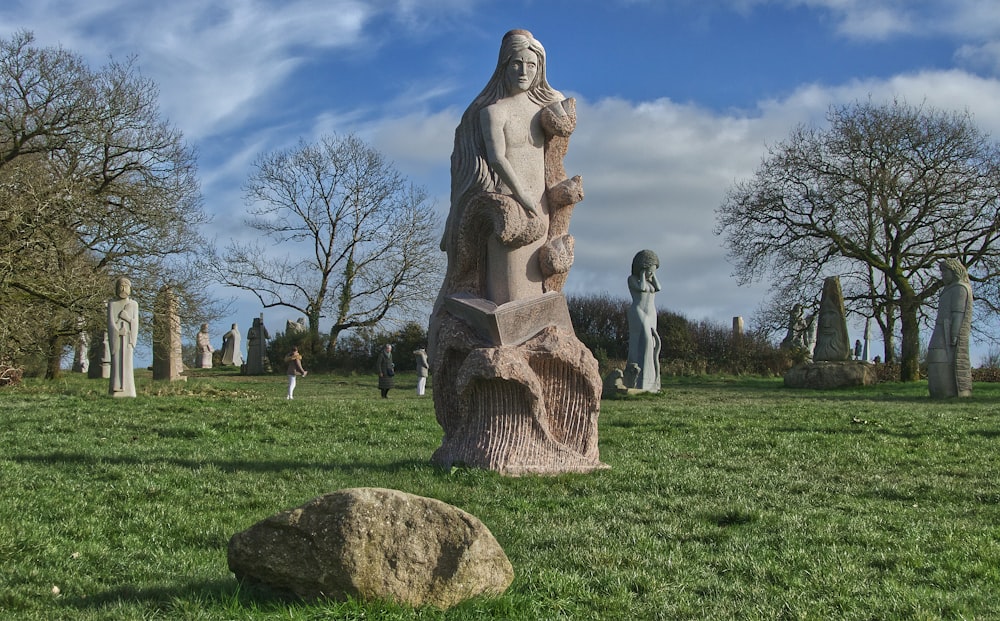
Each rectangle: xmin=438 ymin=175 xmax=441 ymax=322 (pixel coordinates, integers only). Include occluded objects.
xmin=4 ymin=0 xmax=1000 ymax=360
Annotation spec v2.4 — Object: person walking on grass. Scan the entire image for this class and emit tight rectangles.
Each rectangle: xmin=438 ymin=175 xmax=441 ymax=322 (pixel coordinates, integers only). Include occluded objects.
xmin=414 ymin=347 xmax=429 ymax=396
xmin=377 ymin=344 xmax=395 ymax=398
xmin=284 ymin=347 xmax=307 ymax=399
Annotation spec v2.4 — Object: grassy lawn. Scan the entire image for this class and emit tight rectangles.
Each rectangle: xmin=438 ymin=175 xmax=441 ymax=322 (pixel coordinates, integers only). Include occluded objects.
xmin=1 ymin=369 xmax=998 ymax=619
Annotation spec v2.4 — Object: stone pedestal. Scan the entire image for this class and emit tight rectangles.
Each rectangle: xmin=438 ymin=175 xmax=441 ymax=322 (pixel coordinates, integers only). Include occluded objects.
xmin=432 ymin=294 xmax=607 ymax=476
xmin=783 ymin=360 xmax=876 ymax=389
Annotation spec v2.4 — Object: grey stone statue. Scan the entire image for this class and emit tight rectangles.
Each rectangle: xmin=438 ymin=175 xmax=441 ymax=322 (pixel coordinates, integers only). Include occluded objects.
xmin=221 ymin=323 xmax=243 ymax=366
xmin=812 ymin=276 xmax=851 ymax=362
xmin=927 ymin=258 xmax=973 ymax=398
xmin=245 ymin=315 xmax=270 ymax=375
xmin=427 ymin=29 xmax=604 ymax=475
xmin=152 ymin=286 xmax=184 ymax=381
xmin=626 ymin=249 xmax=661 ymax=392
xmin=780 ymin=303 xmax=815 ymax=354
xmin=107 ymin=276 xmax=138 ymax=397
xmin=196 ymin=323 xmax=214 ymax=368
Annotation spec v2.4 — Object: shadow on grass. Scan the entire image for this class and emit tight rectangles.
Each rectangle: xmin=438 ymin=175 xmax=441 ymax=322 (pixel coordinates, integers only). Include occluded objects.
xmin=59 ymin=577 xmax=304 ymax=614
xmin=8 ymin=451 xmax=441 ymax=476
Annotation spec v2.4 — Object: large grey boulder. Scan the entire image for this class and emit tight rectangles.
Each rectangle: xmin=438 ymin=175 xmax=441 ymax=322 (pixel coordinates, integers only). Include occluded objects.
xmin=227 ymin=488 xmax=513 ymax=609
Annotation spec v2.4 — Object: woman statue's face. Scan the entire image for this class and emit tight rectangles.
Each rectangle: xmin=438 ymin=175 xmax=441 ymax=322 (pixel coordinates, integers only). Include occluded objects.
xmin=505 ymin=49 xmax=538 ymax=94
xmin=941 ymin=264 xmax=956 ymax=284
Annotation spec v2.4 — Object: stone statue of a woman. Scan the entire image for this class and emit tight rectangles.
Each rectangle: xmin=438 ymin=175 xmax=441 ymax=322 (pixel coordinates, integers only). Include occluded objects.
xmin=927 ymin=258 xmax=973 ymax=398
xmin=626 ymin=250 xmax=661 ymax=392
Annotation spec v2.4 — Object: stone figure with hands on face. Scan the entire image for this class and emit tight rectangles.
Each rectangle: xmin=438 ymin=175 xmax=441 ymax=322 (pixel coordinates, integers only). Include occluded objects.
xmin=626 ymin=250 xmax=662 ymax=393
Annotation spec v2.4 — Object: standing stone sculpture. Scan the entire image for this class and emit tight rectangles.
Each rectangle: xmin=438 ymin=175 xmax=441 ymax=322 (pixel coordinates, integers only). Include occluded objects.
xmin=196 ymin=323 xmax=214 ymax=368
xmin=71 ymin=329 xmax=89 ymax=374
xmin=927 ymin=258 xmax=973 ymax=398
xmin=245 ymin=315 xmax=270 ymax=375
xmin=427 ymin=29 xmax=605 ymax=475
xmin=812 ymin=276 xmax=851 ymax=362
xmin=87 ymin=330 xmax=111 ymax=379
xmin=152 ymin=286 xmax=185 ymax=381
xmin=108 ymin=277 xmax=138 ymax=398
xmin=626 ymin=249 xmax=661 ymax=392
xmin=780 ymin=303 xmax=815 ymax=354
xmin=221 ymin=323 xmax=243 ymax=367
xmin=784 ymin=276 xmax=876 ymax=389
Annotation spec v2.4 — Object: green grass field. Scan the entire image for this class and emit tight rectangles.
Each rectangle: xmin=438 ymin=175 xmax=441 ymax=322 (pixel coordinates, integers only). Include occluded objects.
xmin=2 ymin=369 xmax=998 ymax=620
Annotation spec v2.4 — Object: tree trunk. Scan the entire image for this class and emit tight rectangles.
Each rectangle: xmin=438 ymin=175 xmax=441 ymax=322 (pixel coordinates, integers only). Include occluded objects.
xmin=327 ymin=326 xmax=343 ymax=355
xmin=45 ymin=333 xmax=64 ymax=380
xmin=881 ymin=305 xmax=896 ymax=364
xmin=898 ymin=293 xmax=921 ymax=382
xmin=307 ymin=312 xmax=323 ymax=357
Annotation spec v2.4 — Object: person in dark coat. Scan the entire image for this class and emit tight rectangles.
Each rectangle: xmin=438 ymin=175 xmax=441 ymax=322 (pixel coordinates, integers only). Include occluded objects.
xmin=377 ymin=344 xmax=395 ymax=398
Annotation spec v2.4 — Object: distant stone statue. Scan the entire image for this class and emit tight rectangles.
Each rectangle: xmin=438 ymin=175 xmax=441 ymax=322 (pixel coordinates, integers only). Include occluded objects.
xmin=813 ymin=276 xmax=851 ymax=362
xmin=221 ymin=323 xmax=243 ymax=366
xmin=245 ymin=315 xmax=270 ymax=375
xmin=623 ymin=362 xmax=641 ymax=389
xmin=72 ymin=329 xmax=89 ymax=374
xmin=427 ymin=29 xmax=604 ymax=475
xmin=152 ymin=286 xmax=184 ymax=381
xmin=286 ymin=318 xmax=307 ymax=335
xmin=107 ymin=276 xmax=138 ymax=397
xmin=602 ymin=368 xmax=628 ymax=398
xmin=780 ymin=303 xmax=815 ymax=354
xmin=927 ymin=258 xmax=973 ymax=398
xmin=196 ymin=323 xmax=214 ymax=368
xmin=87 ymin=330 xmax=111 ymax=379
xmin=626 ymin=250 xmax=661 ymax=392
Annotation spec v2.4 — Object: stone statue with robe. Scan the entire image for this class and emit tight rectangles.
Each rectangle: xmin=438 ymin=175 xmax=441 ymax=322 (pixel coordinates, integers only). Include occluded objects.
xmin=927 ymin=258 xmax=973 ymax=398
xmin=108 ymin=276 xmax=138 ymax=397
xmin=221 ymin=323 xmax=243 ymax=366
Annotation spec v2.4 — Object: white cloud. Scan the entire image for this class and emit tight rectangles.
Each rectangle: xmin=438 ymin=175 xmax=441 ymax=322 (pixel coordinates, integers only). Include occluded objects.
xmin=1 ymin=0 xmax=375 ymax=139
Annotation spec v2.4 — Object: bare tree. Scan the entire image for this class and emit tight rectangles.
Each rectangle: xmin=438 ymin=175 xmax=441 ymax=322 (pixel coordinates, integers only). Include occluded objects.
xmin=0 ymin=31 xmax=215 ymax=377
xmin=717 ymin=99 xmax=1000 ymax=381
xmin=217 ymin=133 xmax=443 ymax=354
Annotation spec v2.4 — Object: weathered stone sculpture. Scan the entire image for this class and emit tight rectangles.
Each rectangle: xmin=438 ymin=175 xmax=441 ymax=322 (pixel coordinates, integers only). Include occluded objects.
xmin=245 ymin=315 xmax=270 ymax=375
xmin=87 ymin=330 xmax=111 ymax=379
xmin=626 ymin=249 xmax=661 ymax=392
xmin=780 ymin=303 xmax=815 ymax=355
xmin=427 ymin=29 xmax=605 ymax=475
xmin=152 ymin=286 xmax=185 ymax=381
xmin=812 ymin=276 xmax=851 ymax=362
xmin=221 ymin=323 xmax=243 ymax=366
xmin=927 ymin=258 xmax=973 ymax=398
xmin=228 ymin=488 xmax=513 ymax=609
xmin=196 ymin=323 xmax=213 ymax=368
xmin=286 ymin=317 xmax=307 ymax=335
xmin=71 ymin=329 xmax=89 ymax=374
xmin=784 ymin=275 xmax=875 ymax=389
xmin=108 ymin=277 xmax=138 ymax=397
